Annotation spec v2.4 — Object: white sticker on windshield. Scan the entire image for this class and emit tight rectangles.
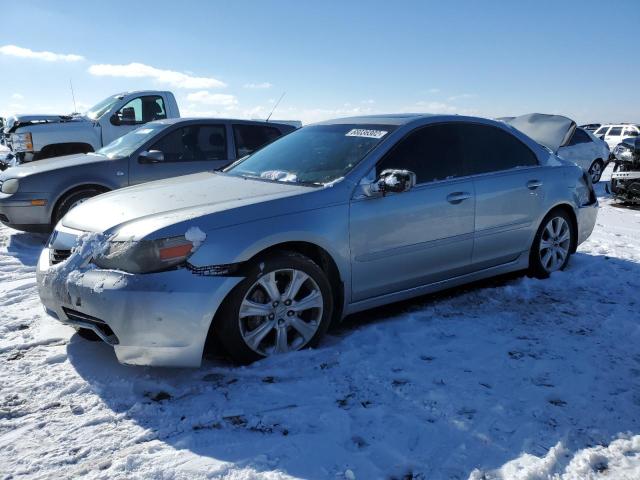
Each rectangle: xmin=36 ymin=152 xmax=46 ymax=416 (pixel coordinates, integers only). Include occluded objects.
xmin=345 ymin=129 xmax=388 ymax=139
xmin=135 ymin=128 xmax=153 ymax=134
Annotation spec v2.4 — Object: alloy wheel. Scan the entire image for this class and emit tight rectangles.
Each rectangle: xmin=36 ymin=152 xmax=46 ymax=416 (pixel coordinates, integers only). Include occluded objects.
xmin=589 ymin=162 xmax=603 ymax=183
xmin=539 ymin=216 xmax=571 ymax=273
xmin=238 ymin=268 xmax=324 ymax=356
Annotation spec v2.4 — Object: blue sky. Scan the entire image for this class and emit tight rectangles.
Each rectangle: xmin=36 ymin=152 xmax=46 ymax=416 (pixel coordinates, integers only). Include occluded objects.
xmin=1 ymin=0 xmax=638 ymax=124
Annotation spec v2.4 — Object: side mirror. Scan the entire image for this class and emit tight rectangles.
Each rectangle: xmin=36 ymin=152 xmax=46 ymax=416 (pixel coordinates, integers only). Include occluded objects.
xmin=139 ymin=150 xmax=165 ymax=164
xmin=376 ymin=169 xmax=416 ymax=195
xmin=109 ymin=114 xmax=121 ymax=126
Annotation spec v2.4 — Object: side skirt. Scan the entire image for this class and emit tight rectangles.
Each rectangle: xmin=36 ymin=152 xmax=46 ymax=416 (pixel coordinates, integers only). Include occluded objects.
xmin=344 ymin=252 xmax=529 ymax=316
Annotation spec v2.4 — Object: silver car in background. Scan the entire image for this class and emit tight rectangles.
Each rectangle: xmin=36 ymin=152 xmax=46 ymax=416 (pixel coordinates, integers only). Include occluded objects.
xmin=37 ymin=114 xmax=598 ymax=366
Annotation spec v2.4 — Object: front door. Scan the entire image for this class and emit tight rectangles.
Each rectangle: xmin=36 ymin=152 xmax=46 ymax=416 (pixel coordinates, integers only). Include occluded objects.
xmin=102 ymin=95 xmax=168 ymax=146
xmin=129 ymin=123 xmax=229 ymax=185
xmin=349 ymin=123 xmax=475 ymax=302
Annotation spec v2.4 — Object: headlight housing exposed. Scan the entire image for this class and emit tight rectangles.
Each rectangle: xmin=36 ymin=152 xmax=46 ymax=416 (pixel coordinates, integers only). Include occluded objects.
xmin=92 ymin=236 xmax=199 ymax=274
xmin=10 ymin=132 xmax=33 ymax=152
xmin=614 ymin=144 xmax=635 ymax=163
xmin=0 ymin=178 xmax=19 ymax=194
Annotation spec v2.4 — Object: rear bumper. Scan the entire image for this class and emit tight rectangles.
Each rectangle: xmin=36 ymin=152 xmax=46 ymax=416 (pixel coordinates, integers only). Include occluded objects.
xmin=36 ymin=247 xmax=243 ymax=367
xmin=576 ymin=201 xmax=598 ymax=247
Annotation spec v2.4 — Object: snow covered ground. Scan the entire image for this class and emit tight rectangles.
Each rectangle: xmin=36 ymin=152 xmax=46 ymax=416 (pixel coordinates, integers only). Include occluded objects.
xmin=1 ymin=168 xmax=639 ymax=479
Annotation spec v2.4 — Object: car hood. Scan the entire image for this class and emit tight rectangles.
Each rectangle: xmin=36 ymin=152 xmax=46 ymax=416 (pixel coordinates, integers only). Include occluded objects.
xmin=506 ymin=113 xmax=576 ymax=153
xmin=0 ymin=153 xmax=108 ymax=179
xmin=61 ymin=173 xmax=318 ymax=239
xmin=4 ymin=114 xmax=89 ymax=133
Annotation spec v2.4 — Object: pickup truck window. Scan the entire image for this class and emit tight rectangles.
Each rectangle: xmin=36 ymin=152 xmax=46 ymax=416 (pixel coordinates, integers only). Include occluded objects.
xmin=86 ymin=95 xmax=121 ymax=120
xmin=149 ymin=125 xmax=227 ymax=162
xmin=115 ymin=96 xmax=167 ymax=125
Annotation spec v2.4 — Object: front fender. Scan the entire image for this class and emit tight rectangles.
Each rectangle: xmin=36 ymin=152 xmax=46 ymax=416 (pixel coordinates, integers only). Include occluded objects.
xmin=187 ymin=204 xmax=352 ymax=298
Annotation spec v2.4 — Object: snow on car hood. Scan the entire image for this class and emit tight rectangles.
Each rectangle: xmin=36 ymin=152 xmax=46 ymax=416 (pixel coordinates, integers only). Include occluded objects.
xmin=61 ymin=172 xmax=317 ymax=240
xmin=505 ymin=113 xmax=576 ymax=153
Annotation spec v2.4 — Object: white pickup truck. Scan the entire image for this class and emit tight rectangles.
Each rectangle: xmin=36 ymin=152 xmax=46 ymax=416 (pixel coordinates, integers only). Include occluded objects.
xmin=1 ymin=91 xmax=179 ymax=168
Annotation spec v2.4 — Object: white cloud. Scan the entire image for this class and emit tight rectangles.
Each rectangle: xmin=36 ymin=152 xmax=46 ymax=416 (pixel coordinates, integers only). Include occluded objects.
xmin=0 ymin=44 xmax=84 ymax=62
xmin=447 ymin=93 xmax=476 ymax=101
xmin=11 ymin=93 xmax=23 ymax=100
xmin=427 ymin=88 xmax=441 ymax=94
xmin=361 ymin=99 xmax=376 ymax=105
xmin=88 ymin=62 xmax=226 ymax=89
xmin=186 ymin=91 xmax=237 ymax=106
xmin=243 ymin=82 xmax=273 ymax=89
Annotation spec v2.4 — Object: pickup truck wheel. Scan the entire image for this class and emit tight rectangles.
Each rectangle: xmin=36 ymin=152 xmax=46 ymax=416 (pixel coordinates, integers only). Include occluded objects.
xmin=53 ymin=188 xmax=104 ymax=225
xmin=216 ymin=251 xmax=334 ymax=364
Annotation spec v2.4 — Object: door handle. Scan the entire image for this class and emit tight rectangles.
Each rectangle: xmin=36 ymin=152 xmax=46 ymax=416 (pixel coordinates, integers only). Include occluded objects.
xmin=527 ymin=180 xmax=543 ymax=190
xmin=446 ymin=192 xmax=472 ymax=204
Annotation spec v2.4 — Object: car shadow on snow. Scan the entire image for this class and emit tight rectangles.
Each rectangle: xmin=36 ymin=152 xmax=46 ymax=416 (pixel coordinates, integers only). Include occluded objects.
xmin=4 ymin=230 xmax=47 ymax=266
xmin=66 ymin=251 xmax=640 ymax=479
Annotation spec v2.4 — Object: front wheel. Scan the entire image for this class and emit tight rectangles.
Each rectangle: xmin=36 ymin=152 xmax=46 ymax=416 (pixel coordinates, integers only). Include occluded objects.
xmin=529 ymin=210 xmax=574 ymax=279
xmin=216 ymin=251 xmax=334 ymax=364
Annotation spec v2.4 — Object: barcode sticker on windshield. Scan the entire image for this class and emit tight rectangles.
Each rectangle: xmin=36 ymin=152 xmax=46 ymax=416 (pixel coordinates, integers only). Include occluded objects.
xmin=135 ymin=128 xmax=153 ymax=134
xmin=345 ymin=129 xmax=388 ymax=139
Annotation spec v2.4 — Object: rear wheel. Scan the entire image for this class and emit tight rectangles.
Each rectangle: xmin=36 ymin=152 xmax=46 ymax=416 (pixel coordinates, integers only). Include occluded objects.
xmin=588 ymin=159 xmax=604 ymax=183
xmin=529 ymin=210 xmax=574 ymax=278
xmin=216 ymin=251 xmax=333 ymax=364
xmin=53 ymin=188 xmax=105 ymax=225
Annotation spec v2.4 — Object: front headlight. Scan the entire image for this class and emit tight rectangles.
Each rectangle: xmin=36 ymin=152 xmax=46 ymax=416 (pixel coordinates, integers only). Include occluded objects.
xmin=11 ymin=132 xmax=33 ymax=152
xmin=614 ymin=144 xmax=634 ymax=163
xmin=92 ymin=236 xmax=200 ymax=274
xmin=0 ymin=178 xmax=19 ymax=194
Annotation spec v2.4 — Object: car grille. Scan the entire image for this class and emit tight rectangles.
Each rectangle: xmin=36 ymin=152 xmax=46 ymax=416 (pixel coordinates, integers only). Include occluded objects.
xmin=50 ymin=249 xmax=72 ymax=265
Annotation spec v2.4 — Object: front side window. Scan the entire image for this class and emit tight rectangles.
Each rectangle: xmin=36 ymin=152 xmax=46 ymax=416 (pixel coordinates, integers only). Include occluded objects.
xmin=97 ymin=123 xmax=169 ymax=159
xmin=608 ymin=127 xmax=623 ymax=136
xmin=86 ymin=95 xmax=122 ymax=120
xmin=460 ymin=123 xmax=538 ymax=175
xmin=148 ymin=124 xmax=226 ymax=162
xmin=233 ymin=124 xmax=282 ymax=158
xmin=225 ymin=124 xmax=395 ymax=185
xmin=115 ymin=96 xmax=167 ymax=125
xmin=377 ymin=124 xmax=464 ymax=184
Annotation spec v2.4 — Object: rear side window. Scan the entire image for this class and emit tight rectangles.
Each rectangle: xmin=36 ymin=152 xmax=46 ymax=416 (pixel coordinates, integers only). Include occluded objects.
xmin=569 ymin=129 xmax=591 ymax=145
xmin=459 ymin=123 xmax=538 ymax=175
xmin=608 ymin=127 xmax=623 ymax=136
xmin=377 ymin=123 xmax=464 ymax=184
xmin=149 ymin=124 xmax=226 ymax=162
xmin=594 ymin=127 xmax=608 ymax=135
xmin=624 ymin=128 xmax=639 ymax=137
xmin=233 ymin=124 xmax=282 ymax=158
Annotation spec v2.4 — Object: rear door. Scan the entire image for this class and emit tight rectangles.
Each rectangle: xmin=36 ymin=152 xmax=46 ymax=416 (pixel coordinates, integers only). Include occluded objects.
xmin=349 ymin=123 xmax=475 ymax=301
xmin=460 ymin=123 xmax=545 ymax=269
xmin=129 ymin=123 xmax=229 ymax=184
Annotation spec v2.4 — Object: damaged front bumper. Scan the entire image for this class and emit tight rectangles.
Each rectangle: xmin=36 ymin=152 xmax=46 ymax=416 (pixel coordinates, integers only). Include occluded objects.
xmin=36 ymin=242 xmax=243 ymax=367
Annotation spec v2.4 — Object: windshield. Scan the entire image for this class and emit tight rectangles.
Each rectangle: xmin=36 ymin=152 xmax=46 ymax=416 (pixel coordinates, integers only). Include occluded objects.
xmin=225 ymin=124 xmax=395 ymax=185
xmin=97 ymin=123 xmax=168 ymax=159
xmin=86 ymin=95 xmax=123 ymax=120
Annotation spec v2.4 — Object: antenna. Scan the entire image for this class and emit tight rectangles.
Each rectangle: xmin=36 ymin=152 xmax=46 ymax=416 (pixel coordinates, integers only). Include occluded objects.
xmin=266 ymin=92 xmax=286 ymax=122
xmin=69 ymin=79 xmax=78 ymax=113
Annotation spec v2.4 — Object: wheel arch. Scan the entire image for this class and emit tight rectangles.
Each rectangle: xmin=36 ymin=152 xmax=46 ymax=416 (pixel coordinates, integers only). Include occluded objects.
xmin=541 ymin=203 xmax=579 ymax=253
xmin=50 ymin=183 xmax=112 ymax=225
xmin=36 ymin=142 xmax=95 ymax=160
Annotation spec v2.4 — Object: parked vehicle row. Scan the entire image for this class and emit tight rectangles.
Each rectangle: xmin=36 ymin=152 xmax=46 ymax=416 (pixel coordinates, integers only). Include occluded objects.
xmin=0 ymin=90 xmax=180 ymax=169
xmin=0 ymin=118 xmax=295 ymax=232
xmin=32 ymin=113 xmax=598 ymax=366
xmin=609 ymin=137 xmax=640 ymax=203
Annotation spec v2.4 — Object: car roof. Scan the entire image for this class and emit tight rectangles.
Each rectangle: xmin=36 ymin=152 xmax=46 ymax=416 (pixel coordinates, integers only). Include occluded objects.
xmin=313 ymin=113 xmax=450 ymax=126
xmin=146 ymin=117 xmax=297 ymax=128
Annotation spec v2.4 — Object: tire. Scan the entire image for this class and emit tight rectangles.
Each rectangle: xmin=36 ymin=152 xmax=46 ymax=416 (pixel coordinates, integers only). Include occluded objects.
xmin=53 ymin=188 xmax=104 ymax=225
xmin=216 ymin=251 xmax=334 ymax=364
xmin=76 ymin=328 xmax=101 ymax=341
xmin=528 ymin=209 xmax=575 ymax=279
xmin=588 ymin=159 xmax=604 ymax=183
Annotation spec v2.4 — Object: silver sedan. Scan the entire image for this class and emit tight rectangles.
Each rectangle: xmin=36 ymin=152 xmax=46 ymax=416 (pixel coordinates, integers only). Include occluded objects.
xmin=37 ymin=114 xmax=598 ymax=366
